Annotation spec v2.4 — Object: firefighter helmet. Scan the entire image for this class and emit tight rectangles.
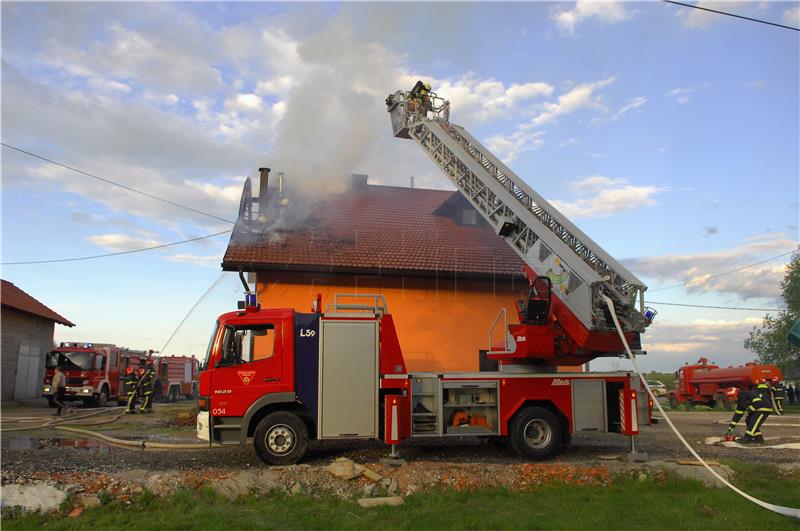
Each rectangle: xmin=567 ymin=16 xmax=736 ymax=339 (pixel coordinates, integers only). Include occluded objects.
xmin=423 ymin=81 xmax=431 ymax=91
xmin=724 ymin=387 xmax=739 ymax=400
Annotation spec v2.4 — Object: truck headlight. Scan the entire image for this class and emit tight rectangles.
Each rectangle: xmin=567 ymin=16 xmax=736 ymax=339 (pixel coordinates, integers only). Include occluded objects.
xmin=81 ymin=388 xmax=91 ymax=394
xmin=43 ymin=386 xmax=52 ymax=393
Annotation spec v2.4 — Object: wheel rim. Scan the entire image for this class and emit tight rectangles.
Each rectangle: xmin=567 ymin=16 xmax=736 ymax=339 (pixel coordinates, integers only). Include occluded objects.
xmin=266 ymin=424 xmax=296 ymax=455
xmin=522 ymin=419 xmax=552 ymax=449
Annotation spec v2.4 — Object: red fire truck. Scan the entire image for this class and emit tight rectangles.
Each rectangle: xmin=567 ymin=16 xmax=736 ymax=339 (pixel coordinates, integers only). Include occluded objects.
xmin=42 ymin=343 xmax=147 ymax=407
xmin=153 ymin=355 xmax=199 ymax=402
xmin=668 ymin=358 xmax=782 ymax=410
xmin=196 ymin=87 xmax=657 ymax=464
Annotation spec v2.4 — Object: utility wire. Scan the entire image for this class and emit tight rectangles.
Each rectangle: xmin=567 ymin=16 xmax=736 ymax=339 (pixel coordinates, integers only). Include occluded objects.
xmin=2 ymin=230 xmax=232 ymax=265
xmin=649 ymin=250 xmax=796 ymax=292
xmin=1 ymin=143 xmax=236 ymax=225
xmin=663 ymin=0 xmax=800 ymax=32
xmin=647 ymin=301 xmax=782 ymax=312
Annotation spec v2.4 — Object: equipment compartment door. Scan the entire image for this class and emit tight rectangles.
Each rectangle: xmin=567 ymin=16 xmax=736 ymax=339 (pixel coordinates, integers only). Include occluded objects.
xmin=319 ymin=321 xmax=378 ymax=438
xmin=572 ymin=379 xmax=607 ymax=432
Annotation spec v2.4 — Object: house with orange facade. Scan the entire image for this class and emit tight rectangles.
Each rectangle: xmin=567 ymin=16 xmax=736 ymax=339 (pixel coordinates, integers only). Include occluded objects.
xmin=223 ymin=172 xmax=559 ymax=373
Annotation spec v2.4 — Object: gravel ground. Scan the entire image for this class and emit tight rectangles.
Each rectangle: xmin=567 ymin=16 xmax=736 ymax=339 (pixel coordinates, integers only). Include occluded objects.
xmin=1 ymin=400 xmax=798 ymax=494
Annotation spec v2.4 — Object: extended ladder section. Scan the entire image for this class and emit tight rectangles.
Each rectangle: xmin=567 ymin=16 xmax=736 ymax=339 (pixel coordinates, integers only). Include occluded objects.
xmin=386 ymin=90 xmax=650 ymax=333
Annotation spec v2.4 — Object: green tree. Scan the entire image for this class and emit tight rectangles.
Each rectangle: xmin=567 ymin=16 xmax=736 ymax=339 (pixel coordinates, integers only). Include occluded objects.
xmin=744 ymin=252 xmax=800 ymax=377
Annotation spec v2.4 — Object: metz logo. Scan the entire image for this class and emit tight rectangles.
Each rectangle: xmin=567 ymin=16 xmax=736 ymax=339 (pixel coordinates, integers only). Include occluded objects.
xmin=551 ymin=378 xmax=571 ymax=386
xmin=237 ymin=370 xmax=256 ymax=386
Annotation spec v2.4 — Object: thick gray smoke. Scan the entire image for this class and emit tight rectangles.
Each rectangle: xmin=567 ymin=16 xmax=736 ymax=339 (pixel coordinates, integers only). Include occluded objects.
xmin=265 ymin=15 xmax=411 ymax=215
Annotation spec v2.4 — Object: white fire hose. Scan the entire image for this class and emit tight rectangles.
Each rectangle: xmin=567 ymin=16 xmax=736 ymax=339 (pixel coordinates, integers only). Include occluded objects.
xmin=603 ymin=295 xmax=800 ymax=519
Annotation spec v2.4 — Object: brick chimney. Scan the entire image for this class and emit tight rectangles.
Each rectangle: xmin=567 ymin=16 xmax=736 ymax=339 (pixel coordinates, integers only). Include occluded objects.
xmin=351 ymin=173 xmax=369 ymax=190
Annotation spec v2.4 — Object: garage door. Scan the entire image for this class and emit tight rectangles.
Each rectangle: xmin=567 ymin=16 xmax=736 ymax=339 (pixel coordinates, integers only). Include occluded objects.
xmin=14 ymin=344 xmax=42 ymax=400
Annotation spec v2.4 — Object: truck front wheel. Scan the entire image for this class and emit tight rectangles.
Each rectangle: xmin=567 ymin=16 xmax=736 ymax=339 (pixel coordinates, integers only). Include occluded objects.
xmin=509 ymin=407 xmax=561 ymax=460
xmin=254 ymin=411 xmax=308 ymax=465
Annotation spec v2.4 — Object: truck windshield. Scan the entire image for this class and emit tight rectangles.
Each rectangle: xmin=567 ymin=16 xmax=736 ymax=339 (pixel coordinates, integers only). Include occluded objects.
xmin=202 ymin=321 xmax=219 ymax=371
xmin=46 ymin=351 xmax=95 ymax=370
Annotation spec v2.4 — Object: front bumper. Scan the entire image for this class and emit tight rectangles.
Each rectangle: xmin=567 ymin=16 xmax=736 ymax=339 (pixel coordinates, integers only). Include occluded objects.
xmin=42 ymin=386 xmax=95 ymax=399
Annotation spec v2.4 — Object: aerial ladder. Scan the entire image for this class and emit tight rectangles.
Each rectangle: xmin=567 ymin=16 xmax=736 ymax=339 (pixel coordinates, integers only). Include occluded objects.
xmin=386 ymin=86 xmax=655 ymax=367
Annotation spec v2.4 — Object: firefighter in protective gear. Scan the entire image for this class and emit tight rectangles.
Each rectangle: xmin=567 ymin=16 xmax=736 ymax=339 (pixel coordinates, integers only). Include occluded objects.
xmin=138 ymin=360 xmax=155 ymax=414
xmin=407 ymin=80 xmax=433 ymax=117
xmin=124 ymin=366 xmax=139 ymax=414
xmin=724 ymin=386 xmax=752 ymax=441
xmin=770 ymin=377 xmax=785 ymax=415
xmin=742 ymin=380 xmax=773 ymax=443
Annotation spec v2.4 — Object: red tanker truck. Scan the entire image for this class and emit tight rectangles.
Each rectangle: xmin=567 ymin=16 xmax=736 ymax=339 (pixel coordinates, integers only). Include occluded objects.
xmin=668 ymin=357 xmax=782 ymax=410
xmin=153 ymin=355 xmax=198 ymax=402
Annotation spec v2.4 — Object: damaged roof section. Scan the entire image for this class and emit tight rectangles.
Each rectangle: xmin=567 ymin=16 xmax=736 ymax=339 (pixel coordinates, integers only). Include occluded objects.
xmin=222 ymin=173 xmax=524 ymax=278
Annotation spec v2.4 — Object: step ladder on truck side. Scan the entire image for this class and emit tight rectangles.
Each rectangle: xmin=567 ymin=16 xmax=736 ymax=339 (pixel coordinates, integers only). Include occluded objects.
xmin=386 ymin=88 xmax=656 ymax=367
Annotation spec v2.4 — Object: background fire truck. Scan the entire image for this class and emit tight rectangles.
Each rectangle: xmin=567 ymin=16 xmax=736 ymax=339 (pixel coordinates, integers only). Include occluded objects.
xmin=152 ymin=355 xmax=199 ymax=402
xmin=42 ymin=343 xmax=147 ymax=407
xmin=668 ymin=357 xmax=782 ymax=410
xmin=195 ymin=86 xmax=657 ymax=465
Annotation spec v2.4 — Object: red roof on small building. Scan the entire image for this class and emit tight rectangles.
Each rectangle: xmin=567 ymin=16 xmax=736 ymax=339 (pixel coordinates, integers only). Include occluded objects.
xmin=222 ymin=184 xmax=524 ymax=278
xmin=1 ymin=280 xmax=75 ymax=327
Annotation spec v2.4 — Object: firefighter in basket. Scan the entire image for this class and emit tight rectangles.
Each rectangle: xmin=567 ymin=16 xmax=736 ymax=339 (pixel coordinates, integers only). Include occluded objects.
xmin=407 ymin=80 xmax=433 ymax=118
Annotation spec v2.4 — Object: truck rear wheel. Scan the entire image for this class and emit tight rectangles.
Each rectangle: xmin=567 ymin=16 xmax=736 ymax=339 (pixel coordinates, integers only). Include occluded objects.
xmin=668 ymin=395 xmax=678 ymax=409
xmin=508 ymin=407 xmax=561 ymax=460
xmin=254 ymin=411 xmax=308 ymax=465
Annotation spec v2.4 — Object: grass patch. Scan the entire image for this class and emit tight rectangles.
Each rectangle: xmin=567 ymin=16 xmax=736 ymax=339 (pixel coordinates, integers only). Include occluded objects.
xmin=5 ymin=463 xmax=800 ymax=530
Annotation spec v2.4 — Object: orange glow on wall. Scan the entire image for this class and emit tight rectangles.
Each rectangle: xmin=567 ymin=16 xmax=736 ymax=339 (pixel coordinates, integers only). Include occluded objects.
xmin=256 ymin=272 xmax=581 ymax=373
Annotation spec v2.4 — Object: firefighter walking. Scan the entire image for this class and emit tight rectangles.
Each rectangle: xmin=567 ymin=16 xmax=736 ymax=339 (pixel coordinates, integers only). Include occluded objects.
xmin=138 ymin=359 xmax=155 ymax=414
xmin=124 ymin=366 xmax=140 ymax=414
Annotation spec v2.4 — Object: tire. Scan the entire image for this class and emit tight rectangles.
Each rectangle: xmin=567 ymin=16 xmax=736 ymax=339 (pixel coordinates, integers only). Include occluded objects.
xmin=508 ymin=407 xmax=561 ymax=460
xmin=169 ymin=387 xmax=179 ymax=402
xmin=253 ymin=411 xmax=309 ymax=465
xmin=668 ymin=395 xmax=678 ymax=409
xmin=91 ymin=386 xmax=108 ymax=408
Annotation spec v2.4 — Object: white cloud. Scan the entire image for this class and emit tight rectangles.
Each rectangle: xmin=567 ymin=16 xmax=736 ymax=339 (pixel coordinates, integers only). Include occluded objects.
xmin=88 ymin=233 xmax=161 ymax=252
xmin=226 ymin=93 xmax=263 ymax=113
xmin=531 ymin=77 xmax=615 ymax=126
xmin=485 ymin=130 xmax=546 ymax=164
xmin=666 ymin=87 xmax=694 ymax=104
xmin=434 ymin=76 xmax=553 ymax=124
xmin=552 ymin=1 xmax=632 ymax=35
xmin=783 ymin=7 xmax=800 ymax=27
xmin=549 ymin=175 xmax=665 ymax=218
xmin=624 ymin=233 xmax=797 ymax=300
xmin=617 ymin=96 xmax=647 ymax=115
xmin=162 ymin=253 xmax=222 ymax=268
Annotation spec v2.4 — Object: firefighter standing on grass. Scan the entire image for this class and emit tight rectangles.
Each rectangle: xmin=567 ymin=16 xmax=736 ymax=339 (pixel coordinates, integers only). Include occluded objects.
xmin=138 ymin=358 xmax=155 ymax=414
xmin=124 ymin=365 xmax=139 ymax=414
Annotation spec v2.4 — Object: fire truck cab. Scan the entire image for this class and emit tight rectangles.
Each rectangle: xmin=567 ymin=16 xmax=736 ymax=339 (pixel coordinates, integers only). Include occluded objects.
xmin=42 ymin=343 xmax=146 ymax=407
xmin=197 ymin=294 xmax=647 ymax=465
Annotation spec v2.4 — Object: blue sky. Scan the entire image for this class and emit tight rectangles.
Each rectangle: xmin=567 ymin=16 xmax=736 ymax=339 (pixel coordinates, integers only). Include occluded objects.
xmin=2 ymin=2 xmax=798 ymax=371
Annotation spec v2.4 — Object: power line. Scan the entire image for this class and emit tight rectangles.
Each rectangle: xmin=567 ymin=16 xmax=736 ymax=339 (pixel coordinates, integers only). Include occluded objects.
xmin=647 ymin=300 xmax=781 ymax=311
xmin=2 ymin=230 xmax=232 ymax=265
xmin=1 ymin=143 xmax=236 ymax=225
xmin=649 ymin=250 xmax=796 ymax=292
xmin=663 ymin=0 xmax=800 ymax=32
